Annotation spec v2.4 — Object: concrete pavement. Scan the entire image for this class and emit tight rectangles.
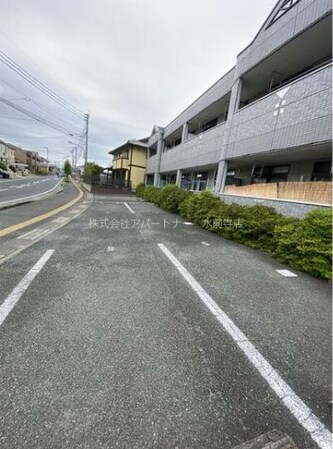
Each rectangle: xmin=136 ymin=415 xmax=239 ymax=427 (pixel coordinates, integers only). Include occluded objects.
xmin=0 ymin=194 xmax=331 ymax=449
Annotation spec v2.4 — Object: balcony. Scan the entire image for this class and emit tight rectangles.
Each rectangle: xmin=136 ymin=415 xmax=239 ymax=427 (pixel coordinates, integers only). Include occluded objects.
xmin=112 ymin=158 xmax=129 ymax=170
xmin=159 ymin=122 xmax=226 ymax=173
xmin=226 ymin=63 xmax=332 ymax=159
xmin=236 ymin=0 xmax=331 ymax=77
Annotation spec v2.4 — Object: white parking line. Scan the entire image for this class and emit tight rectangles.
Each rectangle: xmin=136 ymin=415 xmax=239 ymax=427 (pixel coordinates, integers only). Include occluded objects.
xmin=0 ymin=249 xmax=54 ymax=326
xmin=201 ymin=241 xmax=210 ymax=246
xmin=183 ymin=222 xmax=193 ymax=226
xmin=276 ymin=269 xmax=297 ymax=277
xmin=157 ymin=243 xmax=332 ymax=449
xmin=124 ymin=202 xmax=135 ymax=214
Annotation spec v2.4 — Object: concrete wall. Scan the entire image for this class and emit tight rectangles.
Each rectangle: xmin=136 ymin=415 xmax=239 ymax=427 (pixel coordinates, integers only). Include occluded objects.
xmin=219 ymin=193 xmax=331 ymax=218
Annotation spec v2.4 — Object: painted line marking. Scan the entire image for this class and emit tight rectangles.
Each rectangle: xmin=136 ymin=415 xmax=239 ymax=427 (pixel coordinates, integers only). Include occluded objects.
xmin=201 ymin=241 xmax=210 ymax=246
xmin=77 ymin=205 xmax=86 ymax=208
xmin=183 ymin=222 xmax=193 ymax=226
xmin=51 ymin=216 xmax=68 ymax=224
xmin=17 ymin=228 xmax=49 ymax=240
xmin=0 ymin=249 xmax=55 ymax=326
xmin=0 ymin=255 xmax=4 ymax=259
xmin=124 ymin=202 xmax=135 ymax=214
xmin=276 ymin=269 xmax=297 ymax=277
xmin=107 ymin=246 xmax=114 ymax=252
xmin=157 ymin=243 xmax=332 ymax=449
xmin=0 ymin=180 xmax=83 ymax=238
xmin=17 ymin=229 xmax=42 ymax=240
xmin=30 ymin=229 xmax=49 ymax=240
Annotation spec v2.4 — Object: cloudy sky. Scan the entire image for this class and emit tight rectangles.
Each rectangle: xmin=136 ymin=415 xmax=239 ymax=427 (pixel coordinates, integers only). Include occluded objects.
xmin=0 ymin=0 xmax=277 ymax=167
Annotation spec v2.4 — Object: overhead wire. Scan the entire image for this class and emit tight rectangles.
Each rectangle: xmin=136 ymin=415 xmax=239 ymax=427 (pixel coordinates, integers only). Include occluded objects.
xmin=0 ymin=51 xmax=85 ymax=119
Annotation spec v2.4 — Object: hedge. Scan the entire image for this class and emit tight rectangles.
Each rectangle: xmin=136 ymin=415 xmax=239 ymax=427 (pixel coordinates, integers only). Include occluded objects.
xmin=136 ymin=184 xmax=332 ymax=280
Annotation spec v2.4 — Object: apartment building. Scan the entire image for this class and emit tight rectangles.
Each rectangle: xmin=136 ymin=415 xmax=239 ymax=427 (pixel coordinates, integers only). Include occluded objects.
xmin=145 ymin=0 xmax=332 ymax=215
xmin=0 ymin=139 xmax=15 ymax=167
xmin=109 ymin=138 xmax=148 ymax=188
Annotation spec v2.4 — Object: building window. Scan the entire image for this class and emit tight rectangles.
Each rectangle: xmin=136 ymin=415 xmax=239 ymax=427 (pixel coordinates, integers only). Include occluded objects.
xmin=311 ymin=161 xmax=332 ymax=181
xmin=204 ymin=118 xmax=218 ymax=132
xmin=262 ymin=165 xmax=290 ymax=183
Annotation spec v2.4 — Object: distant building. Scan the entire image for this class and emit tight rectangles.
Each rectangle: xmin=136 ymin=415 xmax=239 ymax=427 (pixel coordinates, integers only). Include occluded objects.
xmin=0 ymin=139 xmax=15 ymax=167
xmin=0 ymin=141 xmax=49 ymax=174
xmin=109 ymin=138 xmax=148 ymax=188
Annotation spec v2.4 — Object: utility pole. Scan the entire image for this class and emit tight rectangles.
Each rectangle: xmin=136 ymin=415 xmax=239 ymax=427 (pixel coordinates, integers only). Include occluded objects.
xmin=44 ymin=146 xmax=49 ymax=175
xmin=84 ymin=112 xmax=89 ymax=167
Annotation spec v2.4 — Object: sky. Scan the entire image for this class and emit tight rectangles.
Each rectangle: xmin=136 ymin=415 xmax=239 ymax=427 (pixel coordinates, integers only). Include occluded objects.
xmin=0 ymin=0 xmax=277 ymax=167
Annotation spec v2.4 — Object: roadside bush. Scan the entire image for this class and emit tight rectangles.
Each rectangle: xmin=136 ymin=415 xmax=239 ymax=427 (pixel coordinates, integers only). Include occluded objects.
xmin=135 ymin=182 xmax=146 ymax=198
xmin=140 ymin=186 xmax=160 ymax=203
xmin=136 ymin=183 xmax=332 ymax=280
xmin=275 ymin=209 xmax=332 ymax=280
xmin=155 ymin=184 xmax=192 ymax=213
xmin=179 ymin=190 xmax=221 ymax=224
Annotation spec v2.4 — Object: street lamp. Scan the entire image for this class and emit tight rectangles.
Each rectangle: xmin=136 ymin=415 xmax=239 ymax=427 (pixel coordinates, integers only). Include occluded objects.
xmin=44 ymin=147 xmax=49 ymax=175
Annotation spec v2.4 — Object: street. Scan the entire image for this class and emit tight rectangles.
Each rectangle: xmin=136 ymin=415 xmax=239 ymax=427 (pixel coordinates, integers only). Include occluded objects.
xmin=0 ymin=176 xmax=61 ymax=207
xmin=0 ymin=193 xmax=331 ymax=449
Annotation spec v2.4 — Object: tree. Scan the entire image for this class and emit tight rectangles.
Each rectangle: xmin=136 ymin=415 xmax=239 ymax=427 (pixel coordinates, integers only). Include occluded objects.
xmin=0 ymin=161 xmax=7 ymax=171
xmin=63 ymin=160 xmax=72 ymax=179
xmin=84 ymin=162 xmax=103 ymax=177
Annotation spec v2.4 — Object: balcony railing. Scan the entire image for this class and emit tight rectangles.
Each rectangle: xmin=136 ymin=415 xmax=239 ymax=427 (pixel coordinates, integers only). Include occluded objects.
xmin=227 ymin=63 xmax=332 ymax=159
xmin=160 ymin=122 xmax=226 ymax=173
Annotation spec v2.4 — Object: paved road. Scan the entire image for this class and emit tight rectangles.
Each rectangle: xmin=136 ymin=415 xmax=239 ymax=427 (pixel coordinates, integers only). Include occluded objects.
xmin=0 ymin=194 xmax=331 ymax=449
xmin=0 ymin=176 xmax=61 ymax=205
xmin=0 ymin=181 xmax=79 ymax=232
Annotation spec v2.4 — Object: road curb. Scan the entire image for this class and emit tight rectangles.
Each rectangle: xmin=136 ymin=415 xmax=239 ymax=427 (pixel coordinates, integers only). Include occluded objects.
xmin=0 ymin=177 xmax=64 ymax=210
xmin=0 ymin=179 xmax=83 ymax=238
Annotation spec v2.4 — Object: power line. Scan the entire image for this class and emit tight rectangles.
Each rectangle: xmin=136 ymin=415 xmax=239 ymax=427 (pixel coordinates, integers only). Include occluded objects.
xmin=0 ymin=96 xmax=77 ymax=136
xmin=0 ymin=51 xmax=85 ymax=119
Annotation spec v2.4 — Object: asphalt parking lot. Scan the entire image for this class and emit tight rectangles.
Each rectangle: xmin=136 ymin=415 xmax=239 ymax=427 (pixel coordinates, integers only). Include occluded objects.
xmin=0 ymin=194 xmax=331 ymax=449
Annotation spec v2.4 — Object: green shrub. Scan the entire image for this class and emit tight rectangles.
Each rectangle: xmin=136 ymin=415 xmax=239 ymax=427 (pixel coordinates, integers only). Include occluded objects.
xmin=135 ymin=182 xmax=146 ymax=198
xmin=141 ymin=186 xmax=160 ymax=203
xmin=275 ymin=209 xmax=332 ymax=280
xmin=136 ymin=182 xmax=332 ymax=280
xmin=155 ymin=184 xmax=192 ymax=213
xmin=179 ymin=190 xmax=221 ymax=224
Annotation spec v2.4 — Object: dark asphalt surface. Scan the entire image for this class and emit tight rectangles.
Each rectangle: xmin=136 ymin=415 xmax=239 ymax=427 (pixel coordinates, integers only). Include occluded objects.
xmin=0 ymin=181 xmax=79 ymax=233
xmin=0 ymin=176 xmax=60 ymax=204
xmin=0 ymin=194 xmax=331 ymax=449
